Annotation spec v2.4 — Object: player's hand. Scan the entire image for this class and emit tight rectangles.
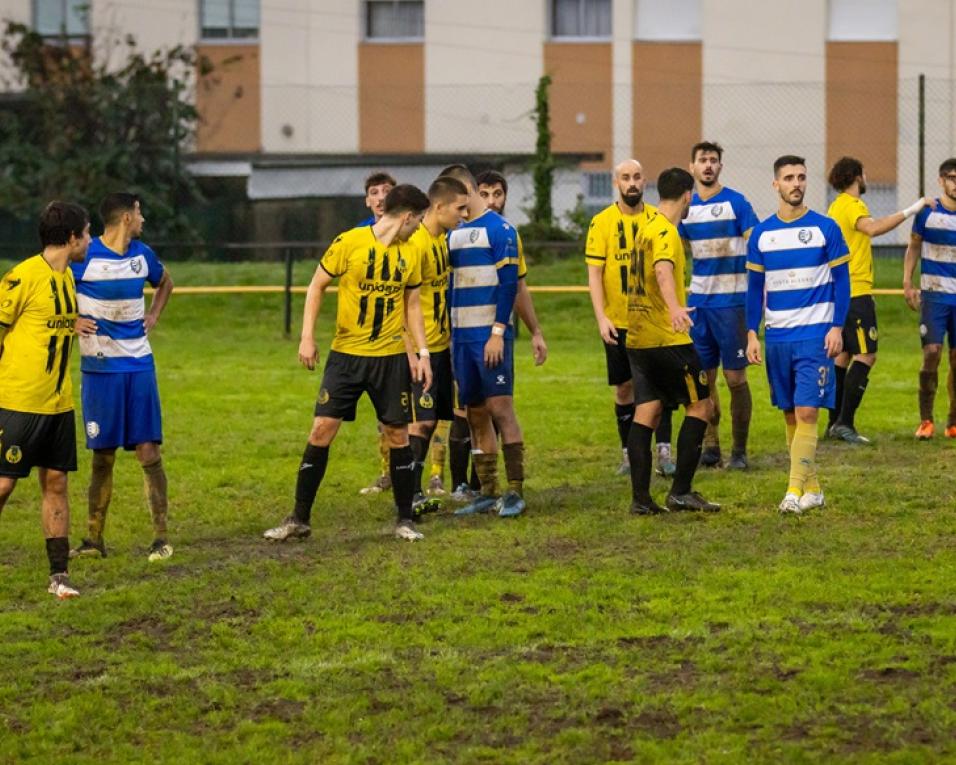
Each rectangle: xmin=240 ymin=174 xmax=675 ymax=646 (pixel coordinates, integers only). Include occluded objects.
xmin=484 ymin=334 xmax=504 ymax=367
xmin=597 ymin=315 xmax=618 ymax=345
xmin=144 ymin=313 xmax=159 ymax=333
xmin=669 ymin=306 xmax=695 ymax=333
xmin=74 ymin=316 xmax=97 ymax=336
xmin=746 ymin=332 xmax=762 ymax=365
xmin=298 ymin=337 xmax=319 ymax=370
xmin=824 ymin=327 xmax=843 ymax=358
xmin=923 ymin=196 xmax=937 ymax=211
xmin=904 ymin=285 xmax=921 ymax=311
xmin=531 ymin=331 xmax=548 ymax=366
xmin=413 ymin=356 xmax=433 ymax=392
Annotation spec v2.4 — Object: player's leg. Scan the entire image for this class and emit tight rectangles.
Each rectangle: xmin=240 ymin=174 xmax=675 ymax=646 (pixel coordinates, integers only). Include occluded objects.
xmin=700 ymin=368 xmax=722 ymax=467
xmin=486 ymin=394 xmax=525 ymax=517
xmin=654 ymin=407 xmax=676 ymax=477
xmin=359 ymin=424 xmax=392 ymax=495
xmin=454 ymin=341 xmax=500 ymax=515
xmin=828 ymin=355 xmax=848 ymax=436
xmin=789 ymin=342 xmax=834 ymax=513
xmin=917 ymin=301 xmax=946 ymax=438
xmin=625 ymin=349 xmax=665 ymax=515
xmin=39 ymin=467 xmax=79 ymax=599
xmin=382 ymin=422 xmax=422 ymax=540
xmin=606 ymin=333 xmax=635 ymax=474
xmin=448 ymin=407 xmax=474 ymax=500
xmin=946 ymin=306 xmax=956 ymax=437
xmin=690 ymin=308 xmax=722 ymax=467
xmin=0 ymin=410 xmax=28 ymax=518
xmin=718 ymin=306 xmax=753 ymax=469
xmin=832 ymin=296 xmax=878 ymax=444
xmin=427 ymin=419 xmax=450 ymax=495
xmin=0 ymin=477 xmax=17 ymax=521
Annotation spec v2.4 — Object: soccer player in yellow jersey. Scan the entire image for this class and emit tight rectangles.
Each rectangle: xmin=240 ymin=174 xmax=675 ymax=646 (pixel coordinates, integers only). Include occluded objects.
xmin=586 ymin=159 xmax=676 ymax=478
xmin=263 ymin=185 xmax=433 ymax=542
xmin=625 ymin=169 xmax=719 ymax=515
xmin=0 ymin=202 xmax=90 ymax=598
xmin=405 ymin=176 xmax=469 ymax=513
xmin=826 ymin=157 xmax=932 ymax=443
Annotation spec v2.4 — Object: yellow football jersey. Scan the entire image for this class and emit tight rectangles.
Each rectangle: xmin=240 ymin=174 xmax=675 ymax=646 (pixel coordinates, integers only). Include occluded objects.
xmin=517 ymin=233 xmax=528 ymax=279
xmin=626 ymin=211 xmax=691 ymax=349
xmin=408 ymin=223 xmax=451 ymax=352
xmin=320 ymin=226 xmax=422 ymax=357
xmin=0 ymin=255 xmax=77 ymax=414
xmin=585 ymin=202 xmax=658 ymax=328
xmin=827 ymin=192 xmax=872 ymax=297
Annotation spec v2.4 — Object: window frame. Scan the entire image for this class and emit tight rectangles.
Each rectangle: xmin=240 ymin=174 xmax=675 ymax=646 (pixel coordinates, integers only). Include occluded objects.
xmin=363 ymin=0 xmax=425 ymax=43
xmin=199 ymin=0 xmax=261 ymax=44
xmin=32 ymin=0 xmax=91 ymax=43
xmin=549 ymin=0 xmax=612 ymax=42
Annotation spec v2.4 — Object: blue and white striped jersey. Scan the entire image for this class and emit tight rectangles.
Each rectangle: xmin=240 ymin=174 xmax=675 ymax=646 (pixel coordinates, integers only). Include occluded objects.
xmin=71 ymin=238 xmax=165 ymax=373
xmin=679 ymin=186 xmax=758 ymax=308
xmin=912 ymin=203 xmax=956 ymax=305
xmin=447 ymin=209 xmax=519 ymax=344
xmin=746 ymin=211 xmax=849 ymax=343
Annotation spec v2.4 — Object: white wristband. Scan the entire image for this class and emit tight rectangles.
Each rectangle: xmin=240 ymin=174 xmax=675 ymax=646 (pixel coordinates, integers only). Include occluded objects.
xmin=418 ymin=348 xmax=430 ymax=358
xmin=901 ymin=199 xmax=925 ymax=219
xmin=491 ymin=325 xmax=505 ymax=337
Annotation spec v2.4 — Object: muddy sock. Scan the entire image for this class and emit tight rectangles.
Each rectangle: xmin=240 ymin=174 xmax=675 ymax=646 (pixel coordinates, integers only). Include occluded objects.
xmin=729 ymin=381 xmax=752 ymax=455
xmin=87 ymin=450 xmax=115 ymax=543
xmin=448 ymin=416 xmax=471 ymax=488
xmin=429 ymin=420 xmax=449 ymax=479
xmin=473 ymin=451 xmax=499 ymax=497
xmin=919 ymin=370 xmax=938 ymax=422
xmin=293 ymin=444 xmax=329 ymax=525
xmin=671 ymin=415 xmax=707 ymax=496
xmin=788 ymin=420 xmax=818 ymax=496
xmin=502 ymin=441 xmax=525 ymax=496
xmin=948 ymin=368 xmax=956 ymax=427
xmin=141 ymin=457 xmax=169 ymax=539
xmin=408 ymin=434 xmax=430 ymax=495
xmin=703 ymin=385 xmax=720 ymax=451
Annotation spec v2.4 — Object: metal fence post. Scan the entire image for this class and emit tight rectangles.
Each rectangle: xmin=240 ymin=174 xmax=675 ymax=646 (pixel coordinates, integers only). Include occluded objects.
xmin=283 ymin=248 xmax=293 ymax=338
xmin=919 ymin=73 xmax=926 ymax=197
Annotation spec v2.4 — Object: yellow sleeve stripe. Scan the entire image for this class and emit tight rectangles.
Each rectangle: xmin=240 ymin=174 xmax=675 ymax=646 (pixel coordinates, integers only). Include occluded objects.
xmin=829 ymin=254 xmax=851 ymax=268
xmin=746 ymin=262 xmax=765 ymax=273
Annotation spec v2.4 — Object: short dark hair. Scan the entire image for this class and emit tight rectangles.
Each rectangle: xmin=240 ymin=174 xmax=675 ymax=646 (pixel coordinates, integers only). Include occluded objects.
xmin=656 ymin=167 xmax=695 ymax=201
xmin=475 ymin=170 xmax=508 ymax=195
xmin=364 ymin=172 xmax=397 ymax=193
xmin=38 ymin=201 xmax=89 ymax=247
xmin=691 ymin=141 xmax=723 ymax=162
xmin=428 ymin=176 xmax=469 ymax=203
xmin=828 ymin=156 xmax=864 ymax=192
xmin=773 ymin=155 xmax=806 ymax=176
xmin=100 ymin=193 xmax=140 ymax=227
xmin=939 ymin=158 xmax=956 ymax=177
xmin=438 ymin=164 xmax=477 ymax=191
xmin=383 ymin=184 xmax=430 ymax=216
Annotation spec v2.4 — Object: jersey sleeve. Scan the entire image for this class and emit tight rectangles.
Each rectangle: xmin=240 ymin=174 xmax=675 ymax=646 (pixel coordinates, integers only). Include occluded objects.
xmin=494 ymin=224 xmax=519 ymax=270
xmin=142 ymin=244 xmax=165 ymax=288
xmin=650 ymin=223 xmax=679 ymax=265
xmin=0 ymin=264 xmax=28 ymax=328
xmin=825 ymin=219 xmax=851 ymax=267
xmin=735 ymin=194 xmax=760 ymax=234
xmin=517 ymin=234 xmax=528 ymax=279
xmin=404 ymin=242 xmax=423 ymax=289
xmin=584 ymin=216 xmax=608 ymax=265
xmin=912 ymin=206 xmax=930 ymax=238
xmin=746 ymin=227 xmax=764 ymax=272
xmin=319 ymin=235 xmax=348 ymax=277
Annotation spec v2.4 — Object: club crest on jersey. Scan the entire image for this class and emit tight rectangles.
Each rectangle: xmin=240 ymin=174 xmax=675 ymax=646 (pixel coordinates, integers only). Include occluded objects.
xmin=86 ymin=421 xmax=100 ymax=438
xmin=419 ymin=393 xmax=434 ymax=409
xmin=920 ymin=323 xmax=928 ymax=337
xmin=798 ymin=229 xmax=812 ymax=244
xmin=5 ymin=445 xmax=21 ymax=464
xmin=130 ymin=259 xmax=143 ymax=274
xmin=317 ymin=388 xmax=330 ymax=405
xmin=699 ymin=371 xmax=708 ymax=385
xmin=868 ymin=327 xmax=878 ymax=341
xmin=469 ymin=229 xmax=480 ymax=244
xmin=711 ymin=204 xmax=723 ymax=218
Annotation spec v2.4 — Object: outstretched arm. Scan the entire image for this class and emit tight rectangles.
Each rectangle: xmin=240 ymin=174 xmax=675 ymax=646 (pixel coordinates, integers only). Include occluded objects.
xmin=299 ymin=265 xmax=334 ymax=370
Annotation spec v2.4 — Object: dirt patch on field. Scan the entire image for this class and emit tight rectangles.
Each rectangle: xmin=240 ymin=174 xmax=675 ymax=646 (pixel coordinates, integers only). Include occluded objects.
xmin=110 ymin=613 xmax=177 ymax=649
xmin=858 ymin=666 xmax=922 ymax=682
xmin=251 ymin=698 xmax=305 ymax=723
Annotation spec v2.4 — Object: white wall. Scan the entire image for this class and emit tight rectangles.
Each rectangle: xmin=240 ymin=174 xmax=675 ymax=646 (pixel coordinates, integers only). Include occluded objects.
xmin=260 ymin=0 xmax=359 ymax=153
xmin=701 ymin=0 xmax=828 ymax=216
xmin=92 ymin=0 xmax=197 ymax=67
xmin=424 ymin=0 xmax=543 ymax=153
xmin=0 ymin=0 xmax=31 ymax=85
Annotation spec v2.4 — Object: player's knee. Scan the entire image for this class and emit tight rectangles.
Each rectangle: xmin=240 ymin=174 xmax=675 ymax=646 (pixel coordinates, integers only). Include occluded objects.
xmin=856 ymin=352 xmax=877 ymax=368
xmin=308 ymin=417 xmax=339 ymax=446
xmin=724 ymin=368 xmax=747 ymax=388
xmin=615 ymin=380 xmax=633 ymax=403
xmin=688 ymin=397 xmax=712 ymax=421
xmin=410 ymin=420 xmax=436 ymax=439
xmin=0 ymin=477 xmax=15 ymax=503
xmin=794 ymin=407 xmax=818 ymax=425
xmin=41 ymin=470 xmax=69 ymax=497
xmin=381 ymin=424 xmax=409 ymax=449
xmin=924 ymin=345 xmax=943 ymax=367
xmin=135 ymin=442 xmax=160 ymax=465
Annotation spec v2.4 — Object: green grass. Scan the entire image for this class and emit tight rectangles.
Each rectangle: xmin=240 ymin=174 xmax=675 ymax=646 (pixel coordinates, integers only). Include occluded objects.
xmin=1 ymin=258 xmax=955 ymax=764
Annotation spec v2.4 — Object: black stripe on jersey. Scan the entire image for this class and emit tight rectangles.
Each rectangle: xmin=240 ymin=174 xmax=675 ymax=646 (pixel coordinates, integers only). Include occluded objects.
xmin=0 ymin=320 xmax=9 ymax=328
xmin=62 ymin=280 xmax=74 ymax=314
xmin=45 ymin=335 xmax=57 ymax=373
xmin=55 ymin=336 xmax=71 ymax=394
xmin=50 ymin=277 xmax=62 ymax=315
xmin=380 ymin=252 xmax=391 ymax=281
xmin=617 ymin=221 xmax=627 ymax=250
xmin=385 ymin=297 xmax=394 ymax=318
xmin=365 ymin=248 xmax=376 ymax=280
xmin=432 ymin=291 xmax=441 ymax=325
xmin=369 ymin=297 xmax=386 ymax=342
xmin=357 ymin=295 xmax=369 ymax=327
xmin=320 ymin=263 xmax=340 ymax=279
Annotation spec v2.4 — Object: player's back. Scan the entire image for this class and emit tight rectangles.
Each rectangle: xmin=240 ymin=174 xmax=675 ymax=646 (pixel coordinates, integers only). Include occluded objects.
xmin=913 ymin=203 xmax=956 ymax=304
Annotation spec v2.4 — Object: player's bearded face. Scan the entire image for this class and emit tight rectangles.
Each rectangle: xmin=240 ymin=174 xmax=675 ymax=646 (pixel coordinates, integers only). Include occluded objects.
xmin=617 ymin=178 xmax=644 ymax=207
xmin=774 ymin=166 xmax=807 ymax=207
xmin=366 ymin=183 xmax=393 ymax=219
xmin=69 ymin=224 xmax=92 ymax=262
xmin=478 ymin=185 xmax=506 ymax=214
xmin=940 ymin=174 xmax=956 ymax=202
xmin=692 ymin=152 xmax=721 ymax=186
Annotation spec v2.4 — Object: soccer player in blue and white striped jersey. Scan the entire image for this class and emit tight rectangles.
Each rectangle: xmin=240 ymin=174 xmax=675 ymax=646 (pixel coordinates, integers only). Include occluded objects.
xmin=746 ymin=156 xmax=850 ymax=515
xmin=681 ymin=142 xmax=760 ymax=470
xmin=69 ymin=194 xmax=174 ymax=561
xmin=904 ymin=157 xmax=956 ymax=439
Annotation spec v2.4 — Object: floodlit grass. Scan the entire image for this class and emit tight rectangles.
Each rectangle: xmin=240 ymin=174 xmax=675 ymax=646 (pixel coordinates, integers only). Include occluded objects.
xmin=1 ymin=257 xmax=955 ymax=763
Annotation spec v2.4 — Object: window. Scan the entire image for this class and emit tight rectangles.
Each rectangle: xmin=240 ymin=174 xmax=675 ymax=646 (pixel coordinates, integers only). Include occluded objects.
xmin=365 ymin=1 xmax=424 ymax=41
xmin=552 ymin=0 xmax=611 ymax=39
xmin=634 ymin=0 xmax=700 ymax=41
xmin=33 ymin=0 xmax=89 ymax=39
xmin=201 ymin=0 xmax=260 ymax=40
xmin=828 ymin=0 xmax=897 ymax=41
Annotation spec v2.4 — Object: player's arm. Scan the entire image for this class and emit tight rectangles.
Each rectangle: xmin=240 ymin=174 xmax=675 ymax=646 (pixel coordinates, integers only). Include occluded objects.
xmin=485 ymin=231 xmax=519 ymax=368
xmin=857 ymin=197 xmax=934 ymax=238
xmin=298 ymin=264 xmax=334 ymax=370
xmin=144 ymin=270 xmax=173 ymax=333
xmin=515 ymin=280 xmax=547 ymax=365
xmin=586 ymin=264 xmax=617 ymax=343
xmin=653 ymin=260 xmax=693 ymax=333
xmin=744 ymin=234 xmax=765 ymax=365
xmin=404 ymin=285 xmax=432 ymax=391
xmin=903 ymin=231 xmax=923 ymax=311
